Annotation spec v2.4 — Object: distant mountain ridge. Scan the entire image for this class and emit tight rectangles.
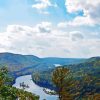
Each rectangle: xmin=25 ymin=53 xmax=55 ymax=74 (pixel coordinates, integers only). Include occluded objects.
xmin=0 ymin=52 xmax=99 ymax=78
xmin=42 ymin=57 xmax=86 ymax=65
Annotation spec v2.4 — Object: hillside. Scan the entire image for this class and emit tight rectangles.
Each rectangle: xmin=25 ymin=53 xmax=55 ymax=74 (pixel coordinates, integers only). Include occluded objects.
xmin=32 ymin=57 xmax=100 ymax=90
xmin=42 ymin=57 xmax=86 ymax=65
xmin=0 ymin=52 xmax=85 ymax=77
xmin=0 ymin=52 xmax=41 ymax=71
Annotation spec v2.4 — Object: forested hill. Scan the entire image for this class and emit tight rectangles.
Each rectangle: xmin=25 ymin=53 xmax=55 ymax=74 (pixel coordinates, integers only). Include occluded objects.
xmin=0 ymin=52 xmax=85 ymax=77
xmin=64 ymin=56 xmax=100 ymax=73
xmin=0 ymin=52 xmax=41 ymax=71
xmin=32 ymin=56 xmax=100 ymax=90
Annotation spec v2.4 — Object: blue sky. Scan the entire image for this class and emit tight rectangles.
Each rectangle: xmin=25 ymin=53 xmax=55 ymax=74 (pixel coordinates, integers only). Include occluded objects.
xmin=0 ymin=0 xmax=100 ymax=58
xmin=0 ymin=0 xmax=83 ymax=31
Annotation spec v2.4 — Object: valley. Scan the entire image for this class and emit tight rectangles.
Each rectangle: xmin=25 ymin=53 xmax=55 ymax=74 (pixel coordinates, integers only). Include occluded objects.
xmin=0 ymin=52 xmax=99 ymax=100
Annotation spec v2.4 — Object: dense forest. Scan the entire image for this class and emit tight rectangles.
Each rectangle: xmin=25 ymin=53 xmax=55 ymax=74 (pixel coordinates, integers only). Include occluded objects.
xmin=32 ymin=57 xmax=100 ymax=100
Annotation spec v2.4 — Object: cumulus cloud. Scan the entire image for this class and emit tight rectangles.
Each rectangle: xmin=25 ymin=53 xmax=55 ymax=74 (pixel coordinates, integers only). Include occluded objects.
xmin=7 ymin=25 xmax=33 ymax=33
xmin=65 ymin=0 xmax=100 ymax=26
xmin=32 ymin=0 xmax=52 ymax=9
xmin=33 ymin=22 xmax=52 ymax=33
xmin=57 ymin=16 xmax=96 ymax=28
xmin=59 ymin=16 xmax=96 ymax=27
xmin=0 ymin=22 xmax=100 ymax=58
xmin=32 ymin=0 xmax=57 ymax=14
xmin=65 ymin=0 xmax=100 ymax=15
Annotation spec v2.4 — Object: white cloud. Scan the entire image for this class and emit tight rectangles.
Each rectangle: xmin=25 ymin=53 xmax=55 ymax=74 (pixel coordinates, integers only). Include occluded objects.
xmin=7 ymin=25 xmax=33 ymax=33
xmin=0 ymin=23 xmax=100 ymax=58
xmin=32 ymin=0 xmax=57 ymax=14
xmin=65 ymin=0 xmax=100 ymax=15
xmin=32 ymin=0 xmax=52 ymax=9
xmin=58 ymin=16 xmax=95 ymax=27
xmin=65 ymin=0 xmax=83 ymax=13
xmin=65 ymin=0 xmax=100 ymax=26
xmin=33 ymin=22 xmax=52 ymax=33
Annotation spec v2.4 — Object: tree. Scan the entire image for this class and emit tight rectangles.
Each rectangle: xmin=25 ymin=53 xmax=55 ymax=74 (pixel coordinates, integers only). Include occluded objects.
xmin=0 ymin=67 xmax=12 ymax=87
xmin=52 ymin=67 xmax=74 ymax=100
xmin=77 ymin=74 xmax=100 ymax=99
xmin=0 ymin=67 xmax=39 ymax=100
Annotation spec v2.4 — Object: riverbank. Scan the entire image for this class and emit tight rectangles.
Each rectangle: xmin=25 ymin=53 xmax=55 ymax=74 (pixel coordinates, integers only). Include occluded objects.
xmin=13 ymin=75 xmax=57 ymax=100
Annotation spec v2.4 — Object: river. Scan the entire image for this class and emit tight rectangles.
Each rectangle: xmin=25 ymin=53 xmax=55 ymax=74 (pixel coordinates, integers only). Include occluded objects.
xmin=13 ymin=75 xmax=57 ymax=100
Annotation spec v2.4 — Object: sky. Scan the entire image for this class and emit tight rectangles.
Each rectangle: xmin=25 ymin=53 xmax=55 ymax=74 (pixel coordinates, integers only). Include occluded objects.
xmin=0 ymin=0 xmax=100 ymax=58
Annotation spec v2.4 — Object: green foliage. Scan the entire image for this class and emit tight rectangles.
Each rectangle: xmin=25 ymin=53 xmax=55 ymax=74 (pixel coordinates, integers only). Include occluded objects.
xmin=0 ymin=85 xmax=39 ymax=100
xmin=0 ymin=67 xmax=39 ymax=100
xmin=52 ymin=67 xmax=74 ymax=100
xmin=0 ymin=67 xmax=13 ymax=86
xmin=13 ymin=56 xmax=100 ymax=100
xmin=51 ymin=66 xmax=100 ymax=100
